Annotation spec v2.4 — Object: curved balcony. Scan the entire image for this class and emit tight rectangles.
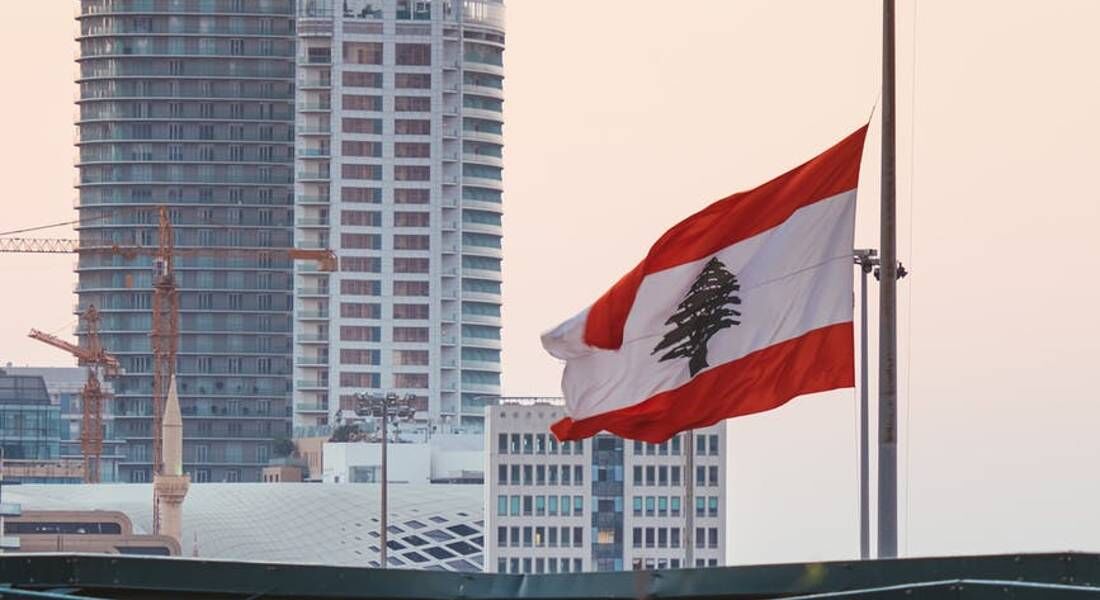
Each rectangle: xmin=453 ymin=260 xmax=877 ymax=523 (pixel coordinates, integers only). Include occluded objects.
xmin=460 ymin=266 xmax=502 ymax=282
xmin=462 ymin=129 xmax=503 ymax=144
xmin=460 ymin=312 xmax=501 ymax=326
xmin=461 ymin=221 xmax=502 ymax=236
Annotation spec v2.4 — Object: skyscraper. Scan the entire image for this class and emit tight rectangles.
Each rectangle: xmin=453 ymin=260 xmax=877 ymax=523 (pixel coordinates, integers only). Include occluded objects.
xmin=75 ymin=0 xmax=297 ymax=483
xmin=293 ymin=0 xmax=505 ymax=434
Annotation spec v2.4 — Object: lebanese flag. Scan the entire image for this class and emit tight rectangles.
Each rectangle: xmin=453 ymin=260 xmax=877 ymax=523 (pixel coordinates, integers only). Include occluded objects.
xmin=544 ymin=126 xmax=868 ymax=442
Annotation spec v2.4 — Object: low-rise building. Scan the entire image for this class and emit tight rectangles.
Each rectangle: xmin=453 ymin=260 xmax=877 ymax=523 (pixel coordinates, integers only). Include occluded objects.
xmin=485 ymin=399 xmax=727 ymax=574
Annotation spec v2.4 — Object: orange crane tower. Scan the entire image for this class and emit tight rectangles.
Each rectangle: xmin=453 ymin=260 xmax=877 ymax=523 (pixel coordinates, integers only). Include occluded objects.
xmin=28 ymin=305 xmax=121 ymax=483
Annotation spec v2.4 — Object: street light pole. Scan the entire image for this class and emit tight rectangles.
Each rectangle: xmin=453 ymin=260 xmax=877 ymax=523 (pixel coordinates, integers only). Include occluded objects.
xmin=355 ymin=391 xmax=414 ymax=569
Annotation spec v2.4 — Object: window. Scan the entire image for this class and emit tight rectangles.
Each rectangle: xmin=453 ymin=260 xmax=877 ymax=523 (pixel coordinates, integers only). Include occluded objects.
xmin=395 ymin=44 xmax=431 ymax=65
xmin=708 ymin=528 xmax=719 ymax=549
xmin=393 ymin=349 xmax=429 ymax=366
xmin=645 ymin=528 xmax=655 ymax=548
xmin=396 ymin=73 xmax=431 ymax=89
xmin=632 ymin=496 xmax=642 ymax=517
xmin=646 ymin=465 xmax=656 ymax=487
xmin=343 ymin=187 xmax=381 ymax=203
xmin=510 ymin=495 xmax=520 ymax=516
xmin=395 ymin=119 xmax=430 ymax=135
xmin=510 ymin=434 xmax=520 ymax=453
xmin=671 ymin=466 xmax=681 ymax=486
xmin=341 ymin=233 xmax=381 ymax=249
xmin=343 ymin=118 xmax=382 ymax=134
xmin=696 ymin=465 xmax=706 ymax=486
xmin=559 ymin=494 xmax=571 ymax=516
xmin=497 ymin=495 xmax=506 ymax=515
xmin=536 ymin=465 xmax=546 ymax=485
xmin=671 ymin=528 xmax=681 ymax=549
xmin=573 ymin=527 xmax=583 ymax=547
xmin=548 ymin=527 xmax=558 ymax=547
xmin=498 ymin=434 xmax=508 ymax=454
xmin=394 ymin=257 xmax=430 ymax=273
xmin=658 ymin=528 xmax=668 ymax=548
xmin=344 ymin=42 xmax=383 ymax=65
xmin=535 ymin=434 xmax=547 ymax=454
xmin=696 ymin=496 xmax=706 ymax=517
xmin=522 ymin=496 xmax=533 ymax=517
xmin=343 ymin=71 xmax=382 ymax=88
xmin=340 ymin=349 xmax=380 ymax=365
xmin=560 ymin=465 xmax=570 ymax=486
xmin=535 ymin=496 xmax=545 ymax=516
xmin=393 ymin=304 xmax=429 ymax=319
xmin=709 ymin=434 xmax=719 ymax=455
xmin=395 ymin=165 xmax=430 ymax=181
xmin=394 ymin=281 xmax=429 ymax=296
xmin=522 ymin=526 xmax=532 ymax=547
xmin=340 ymin=280 xmax=381 ymax=296
xmin=339 ymin=326 xmax=380 ymax=341
xmin=393 ymin=327 xmax=429 ymax=342
xmin=708 ymin=496 xmax=719 ymax=517
xmin=560 ymin=527 xmax=570 ymax=547
xmin=395 ymin=142 xmax=431 ymax=158
xmin=342 ymin=141 xmax=382 ymax=157
xmin=394 ymin=235 xmax=430 ymax=250
xmin=709 ymin=465 xmax=719 ymax=486
xmin=342 ymin=210 xmax=382 ymax=226
xmin=395 ymin=211 xmax=430 ymax=227
xmin=573 ymin=496 xmax=583 ymax=514
xmin=697 ymin=435 xmax=707 ymax=455
xmin=395 ymin=188 xmax=430 ymax=204
xmin=341 ymin=303 xmax=381 ymax=319
xmin=645 ymin=496 xmax=655 ymax=517
xmin=393 ymin=373 xmax=428 ymax=388
xmin=574 ymin=465 xmax=583 ymax=485
xmin=339 ymin=372 xmax=380 ymax=387
xmin=658 ymin=496 xmax=668 ymax=517
xmin=394 ymin=95 xmax=432 ymax=112
xmin=633 ymin=465 xmax=643 ymax=485
xmin=671 ymin=496 xmax=681 ymax=517
xmin=548 ymin=465 xmax=558 ymax=485
xmin=342 ymin=257 xmax=382 ymax=273
xmin=658 ymin=465 xmax=668 ymax=486
xmin=547 ymin=495 xmax=558 ymax=515
xmin=343 ymin=94 xmax=382 ymax=111
xmin=342 ymin=164 xmax=382 ymax=180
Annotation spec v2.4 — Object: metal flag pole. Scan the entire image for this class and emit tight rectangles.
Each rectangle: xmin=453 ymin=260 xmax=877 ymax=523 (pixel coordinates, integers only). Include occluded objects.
xmin=854 ymin=249 xmax=879 ymax=560
xmin=684 ymin=429 xmax=695 ymax=567
xmin=878 ymin=0 xmax=900 ymax=559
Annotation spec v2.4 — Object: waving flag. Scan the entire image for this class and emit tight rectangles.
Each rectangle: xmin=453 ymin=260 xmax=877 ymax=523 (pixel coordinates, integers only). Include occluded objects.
xmin=543 ymin=126 xmax=868 ymax=442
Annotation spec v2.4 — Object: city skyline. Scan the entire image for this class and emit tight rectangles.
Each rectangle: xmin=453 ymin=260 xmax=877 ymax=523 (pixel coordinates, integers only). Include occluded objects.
xmin=1 ymin=0 xmax=1099 ymax=568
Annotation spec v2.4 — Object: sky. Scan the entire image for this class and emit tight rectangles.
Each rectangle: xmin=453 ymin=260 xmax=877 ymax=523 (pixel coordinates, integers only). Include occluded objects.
xmin=2 ymin=0 xmax=1099 ymax=566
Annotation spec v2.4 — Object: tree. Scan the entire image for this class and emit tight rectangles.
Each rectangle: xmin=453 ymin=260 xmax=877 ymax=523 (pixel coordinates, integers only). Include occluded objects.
xmin=272 ymin=437 xmax=296 ymax=458
xmin=651 ymin=257 xmax=742 ymax=377
xmin=329 ymin=423 xmax=361 ymax=443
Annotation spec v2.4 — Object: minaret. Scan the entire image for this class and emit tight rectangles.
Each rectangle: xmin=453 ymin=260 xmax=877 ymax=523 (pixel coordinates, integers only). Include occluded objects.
xmin=153 ymin=374 xmax=189 ymax=543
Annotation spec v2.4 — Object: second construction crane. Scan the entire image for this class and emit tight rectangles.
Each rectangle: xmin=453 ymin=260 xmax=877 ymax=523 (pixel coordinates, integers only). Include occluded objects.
xmin=28 ymin=305 xmax=120 ymax=483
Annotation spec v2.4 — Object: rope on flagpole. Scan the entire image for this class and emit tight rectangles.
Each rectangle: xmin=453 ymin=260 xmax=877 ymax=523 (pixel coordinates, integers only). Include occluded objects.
xmin=903 ymin=0 xmax=920 ymax=557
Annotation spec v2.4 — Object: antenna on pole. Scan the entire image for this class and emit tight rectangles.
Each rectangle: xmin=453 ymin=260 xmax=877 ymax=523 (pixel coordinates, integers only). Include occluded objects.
xmin=878 ymin=0 xmax=900 ymax=559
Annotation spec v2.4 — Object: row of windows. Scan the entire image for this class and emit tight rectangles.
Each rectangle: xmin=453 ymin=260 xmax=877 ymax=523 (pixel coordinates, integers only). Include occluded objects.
xmin=496 ymin=463 xmax=584 ymax=487
xmin=496 ymin=494 xmax=584 ymax=518
xmin=498 ymin=557 xmax=583 ymax=575
xmin=339 ymin=326 xmax=430 ymax=343
xmin=631 ymin=495 xmax=720 ymax=518
xmin=631 ymin=464 xmax=721 ymax=487
xmin=631 ymin=434 xmax=720 ymax=457
xmin=496 ymin=525 xmax=584 ymax=549
xmin=497 ymin=433 xmax=585 ymax=455
xmin=631 ymin=558 xmax=721 ymax=571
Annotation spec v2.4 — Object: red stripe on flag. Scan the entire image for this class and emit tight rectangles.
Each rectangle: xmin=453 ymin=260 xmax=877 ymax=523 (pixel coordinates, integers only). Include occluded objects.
xmin=551 ymin=321 xmax=855 ymax=442
xmin=583 ymin=126 xmax=868 ymax=350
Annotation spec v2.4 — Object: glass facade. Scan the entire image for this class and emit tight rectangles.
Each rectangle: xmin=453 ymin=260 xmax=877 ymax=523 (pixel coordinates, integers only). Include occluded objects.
xmin=590 ymin=434 xmax=624 ymax=572
xmin=76 ymin=0 xmax=297 ymax=483
xmin=0 ymin=374 xmax=60 ymax=462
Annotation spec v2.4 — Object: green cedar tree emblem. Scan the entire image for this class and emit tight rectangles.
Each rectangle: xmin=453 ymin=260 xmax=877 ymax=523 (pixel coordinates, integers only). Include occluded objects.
xmin=651 ymin=257 xmax=742 ymax=377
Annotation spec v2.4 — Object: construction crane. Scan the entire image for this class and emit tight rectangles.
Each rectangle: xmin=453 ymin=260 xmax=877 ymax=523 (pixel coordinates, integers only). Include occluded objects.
xmin=28 ymin=305 xmax=120 ymax=483
xmin=3 ymin=207 xmax=338 ymax=531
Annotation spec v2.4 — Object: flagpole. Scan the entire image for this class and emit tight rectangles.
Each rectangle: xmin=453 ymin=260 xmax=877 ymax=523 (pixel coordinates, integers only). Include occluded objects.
xmin=854 ymin=249 xmax=878 ymax=560
xmin=877 ymin=0 xmax=900 ymax=559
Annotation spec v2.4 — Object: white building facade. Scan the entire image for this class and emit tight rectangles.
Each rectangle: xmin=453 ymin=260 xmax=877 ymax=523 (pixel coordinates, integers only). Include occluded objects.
xmin=292 ymin=0 xmax=505 ymax=436
xmin=485 ymin=400 xmax=726 ymax=574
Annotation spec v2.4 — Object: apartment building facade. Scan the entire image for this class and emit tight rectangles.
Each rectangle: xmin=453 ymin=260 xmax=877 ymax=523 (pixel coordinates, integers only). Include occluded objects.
xmin=75 ymin=0 xmax=297 ymax=482
xmin=485 ymin=401 xmax=726 ymax=574
xmin=292 ymin=0 xmax=505 ymax=435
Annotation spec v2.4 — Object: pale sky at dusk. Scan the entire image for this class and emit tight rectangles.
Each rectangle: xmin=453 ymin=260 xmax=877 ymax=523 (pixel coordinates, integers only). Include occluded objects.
xmin=1 ymin=1 xmax=1099 ymax=565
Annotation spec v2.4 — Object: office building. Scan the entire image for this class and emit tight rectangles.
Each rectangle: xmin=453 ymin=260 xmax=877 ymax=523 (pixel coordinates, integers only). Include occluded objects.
xmin=0 ymin=370 xmax=83 ymax=484
xmin=292 ymin=0 xmax=506 ymax=435
xmin=485 ymin=400 xmax=727 ymax=573
xmin=75 ymin=0 xmax=297 ymax=483
xmin=5 ymin=367 xmax=124 ymax=483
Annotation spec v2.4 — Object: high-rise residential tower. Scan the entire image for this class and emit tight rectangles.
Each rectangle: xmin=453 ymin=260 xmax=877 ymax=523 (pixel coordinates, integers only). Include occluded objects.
xmin=76 ymin=0 xmax=297 ymax=483
xmin=293 ymin=0 xmax=505 ymax=434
